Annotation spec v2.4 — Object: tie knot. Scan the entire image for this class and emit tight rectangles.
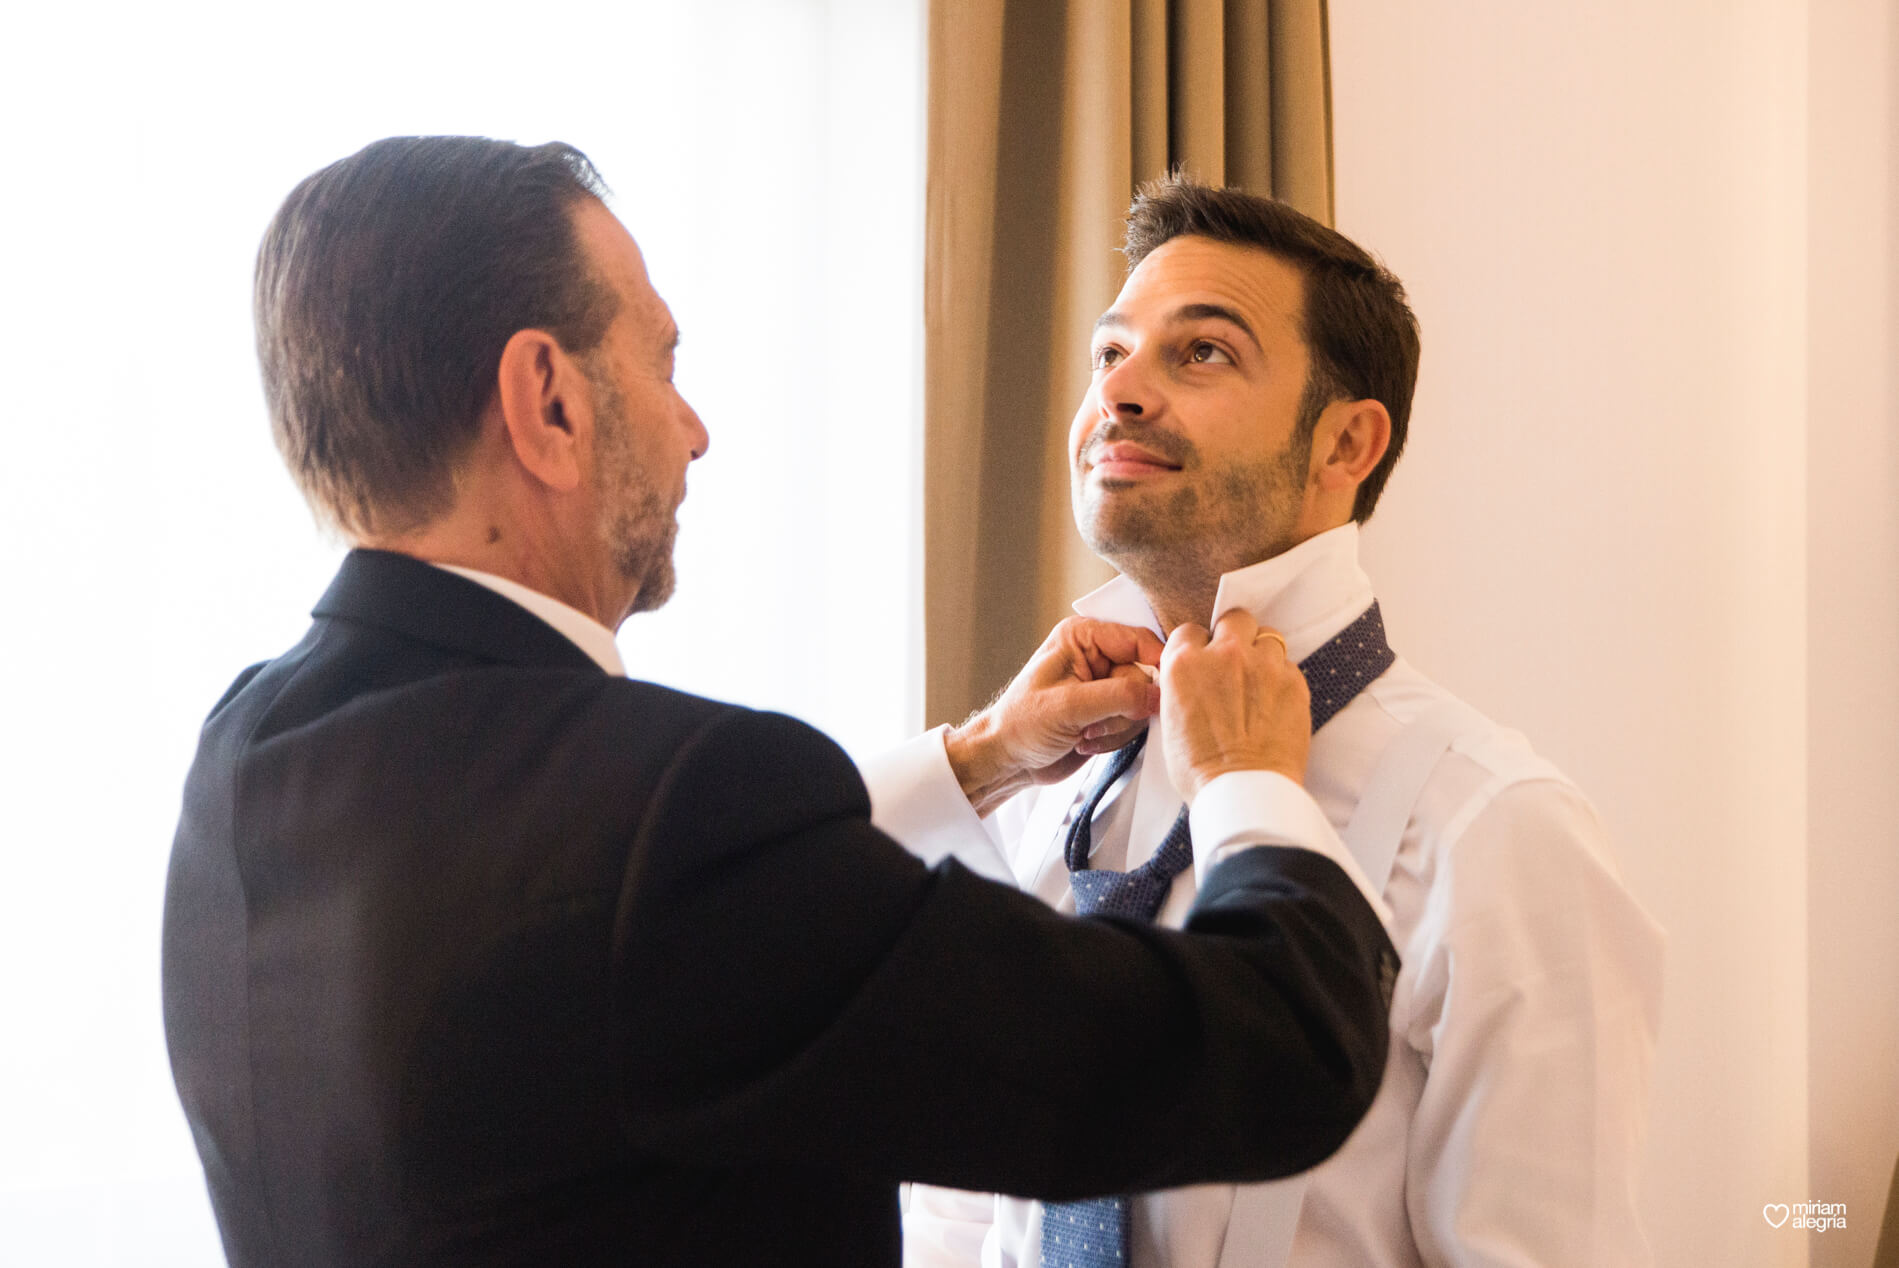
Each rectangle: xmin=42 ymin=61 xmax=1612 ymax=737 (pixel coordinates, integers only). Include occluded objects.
xmin=1059 ymin=602 xmax=1393 ymax=921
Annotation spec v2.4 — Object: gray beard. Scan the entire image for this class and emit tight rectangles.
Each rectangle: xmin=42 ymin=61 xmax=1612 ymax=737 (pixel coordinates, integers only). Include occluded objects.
xmin=609 ymin=491 xmax=679 ymax=615
xmin=589 ymin=366 xmax=681 ymax=615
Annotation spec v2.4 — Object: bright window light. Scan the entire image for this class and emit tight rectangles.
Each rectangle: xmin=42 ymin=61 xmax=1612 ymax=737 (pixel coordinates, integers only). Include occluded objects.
xmin=0 ymin=2 xmax=922 ymax=1262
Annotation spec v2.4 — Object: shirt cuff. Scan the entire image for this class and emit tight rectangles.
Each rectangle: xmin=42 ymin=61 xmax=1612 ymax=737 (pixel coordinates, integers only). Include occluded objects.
xmin=1189 ymin=770 xmax=1394 ymax=929
xmin=858 ymin=726 xmax=1017 ymax=886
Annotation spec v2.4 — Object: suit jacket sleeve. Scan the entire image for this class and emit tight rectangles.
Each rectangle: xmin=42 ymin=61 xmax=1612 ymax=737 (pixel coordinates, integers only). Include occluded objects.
xmin=610 ymin=708 xmax=1396 ymax=1199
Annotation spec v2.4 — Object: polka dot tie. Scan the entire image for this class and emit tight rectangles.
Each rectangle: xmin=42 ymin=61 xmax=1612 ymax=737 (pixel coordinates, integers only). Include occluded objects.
xmin=1299 ymin=602 xmax=1396 ymax=735
xmin=1040 ymin=1193 xmax=1135 ymax=1268
xmin=1037 ymin=602 xmax=1394 ymax=1268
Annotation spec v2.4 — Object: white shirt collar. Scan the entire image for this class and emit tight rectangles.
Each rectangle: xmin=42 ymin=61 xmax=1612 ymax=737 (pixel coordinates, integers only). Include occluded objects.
xmin=430 ymin=563 xmax=626 ymax=676
xmin=1071 ymin=522 xmax=1377 ymax=662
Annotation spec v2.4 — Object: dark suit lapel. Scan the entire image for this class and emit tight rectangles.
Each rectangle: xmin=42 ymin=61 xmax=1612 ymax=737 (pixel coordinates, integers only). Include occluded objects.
xmin=312 ymin=548 xmax=605 ymax=674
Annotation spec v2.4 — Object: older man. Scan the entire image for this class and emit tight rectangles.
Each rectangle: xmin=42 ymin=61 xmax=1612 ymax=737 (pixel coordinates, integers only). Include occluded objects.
xmin=874 ymin=178 xmax=1666 ymax=1267
xmin=161 ymin=139 xmax=1397 ymax=1267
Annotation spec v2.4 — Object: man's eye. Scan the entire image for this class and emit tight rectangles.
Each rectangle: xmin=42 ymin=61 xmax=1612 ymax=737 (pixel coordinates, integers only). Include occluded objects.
xmin=1189 ymin=341 xmax=1232 ymax=365
xmin=1091 ymin=346 xmax=1123 ymax=370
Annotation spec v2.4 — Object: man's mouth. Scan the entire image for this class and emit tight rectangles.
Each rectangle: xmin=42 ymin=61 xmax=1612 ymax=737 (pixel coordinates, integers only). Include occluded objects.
xmin=1089 ymin=441 xmax=1183 ymax=481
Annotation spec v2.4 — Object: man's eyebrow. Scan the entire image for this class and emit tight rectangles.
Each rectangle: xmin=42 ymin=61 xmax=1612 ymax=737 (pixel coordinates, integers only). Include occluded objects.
xmin=1171 ymin=302 xmax=1259 ymax=348
xmin=1090 ymin=303 xmax=1261 ymax=349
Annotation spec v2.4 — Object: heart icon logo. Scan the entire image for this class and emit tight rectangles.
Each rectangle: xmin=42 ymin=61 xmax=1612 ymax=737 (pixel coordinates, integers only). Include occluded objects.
xmin=1763 ymin=1204 xmax=1790 ymax=1228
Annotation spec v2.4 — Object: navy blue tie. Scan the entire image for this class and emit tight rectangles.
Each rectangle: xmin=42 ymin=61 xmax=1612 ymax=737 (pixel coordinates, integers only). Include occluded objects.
xmin=1038 ymin=603 xmax=1395 ymax=1268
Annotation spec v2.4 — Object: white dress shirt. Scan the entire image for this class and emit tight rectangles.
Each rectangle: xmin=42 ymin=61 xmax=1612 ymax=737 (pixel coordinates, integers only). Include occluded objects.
xmin=861 ymin=524 xmax=1666 ymax=1268
xmin=432 ymin=562 xmax=626 ymax=676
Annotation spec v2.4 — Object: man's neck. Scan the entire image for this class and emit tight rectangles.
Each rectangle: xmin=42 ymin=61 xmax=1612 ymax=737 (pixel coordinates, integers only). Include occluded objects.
xmin=356 ymin=517 xmax=632 ymax=632
xmin=1112 ymin=520 xmax=1348 ymax=633
xmin=1113 ymin=546 xmax=1266 ymax=635
xmin=1075 ymin=524 xmax=1369 ymax=666
xmin=1133 ymin=575 xmax=1220 ymax=636
xmin=347 ymin=480 xmax=630 ymax=634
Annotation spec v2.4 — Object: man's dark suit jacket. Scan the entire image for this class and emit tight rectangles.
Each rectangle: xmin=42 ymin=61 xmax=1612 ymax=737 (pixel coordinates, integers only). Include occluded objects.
xmin=163 ymin=549 xmax=1396 ymax=1267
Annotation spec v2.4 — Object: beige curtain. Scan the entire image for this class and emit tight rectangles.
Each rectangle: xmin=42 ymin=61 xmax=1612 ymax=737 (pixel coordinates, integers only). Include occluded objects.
xmin=923 ymin=0 xmax=1335 ymax=727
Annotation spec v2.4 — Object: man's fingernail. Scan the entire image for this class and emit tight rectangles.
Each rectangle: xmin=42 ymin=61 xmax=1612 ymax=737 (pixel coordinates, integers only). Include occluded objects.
xmin=1133 ymin=662 xmax=1158 ymax=681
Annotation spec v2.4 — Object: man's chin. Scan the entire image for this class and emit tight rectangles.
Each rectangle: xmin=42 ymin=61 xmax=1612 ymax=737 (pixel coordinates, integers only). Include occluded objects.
xmin=626 ymin=559 xmax=676 ymax=616
xmin=610 ymin=515 xmax=680 ymax=617
xmin=1076 ymin=500 xmax=1185 ymax=560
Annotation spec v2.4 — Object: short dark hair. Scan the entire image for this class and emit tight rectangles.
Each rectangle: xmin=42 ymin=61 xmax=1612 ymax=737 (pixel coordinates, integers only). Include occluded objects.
xmin=255 ymin=136 xmax=618 ymax=536
xmin=1123 ymin=175 xmax=1420 ymax=522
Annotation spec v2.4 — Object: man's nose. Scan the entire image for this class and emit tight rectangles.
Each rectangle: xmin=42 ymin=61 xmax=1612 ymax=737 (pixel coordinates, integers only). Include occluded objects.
xmin=684 ymin=400 xmax=709 ymax=460
xmin=1099 ymin=351 xmax=1156 ymax=420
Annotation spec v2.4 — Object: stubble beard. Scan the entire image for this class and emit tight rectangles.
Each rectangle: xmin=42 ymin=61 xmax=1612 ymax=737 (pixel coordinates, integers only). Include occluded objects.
xmin=589 ymin=370 xmax=681 ymax=615
xmin=1075 ymin=427 xmax=1312 ymax=614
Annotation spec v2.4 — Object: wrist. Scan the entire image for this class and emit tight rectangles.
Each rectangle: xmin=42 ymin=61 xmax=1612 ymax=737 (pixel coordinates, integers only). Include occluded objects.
xmin=1184 ymin=755 xmax=1306 ymax=805
xmin=945 ymin=713 xmax=1032 ymax=817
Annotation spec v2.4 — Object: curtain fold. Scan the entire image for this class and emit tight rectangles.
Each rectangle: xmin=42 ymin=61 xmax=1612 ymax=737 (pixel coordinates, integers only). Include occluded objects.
xmin=924 ymin=0 xmax=1335 ymax=726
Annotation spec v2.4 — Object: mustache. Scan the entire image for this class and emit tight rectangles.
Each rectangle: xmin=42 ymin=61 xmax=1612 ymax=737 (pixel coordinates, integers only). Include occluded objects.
xmin=1082 ymin=424 xmax=1197 ymax=468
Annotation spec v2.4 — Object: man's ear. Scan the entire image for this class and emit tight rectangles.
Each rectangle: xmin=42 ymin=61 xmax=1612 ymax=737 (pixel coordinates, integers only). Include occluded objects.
xmin=1309 ymin=398 xmax=1392 ymax=496
xmin=494 ymin=328 xmax=590 ymax=492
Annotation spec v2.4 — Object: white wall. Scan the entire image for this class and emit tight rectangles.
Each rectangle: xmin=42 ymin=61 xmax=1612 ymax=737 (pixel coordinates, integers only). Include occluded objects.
xmin=1332 ymin=1 xmax=1894 ymax=1263
xmin=1806 ymin=1 xmax=1899 ymax=1265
